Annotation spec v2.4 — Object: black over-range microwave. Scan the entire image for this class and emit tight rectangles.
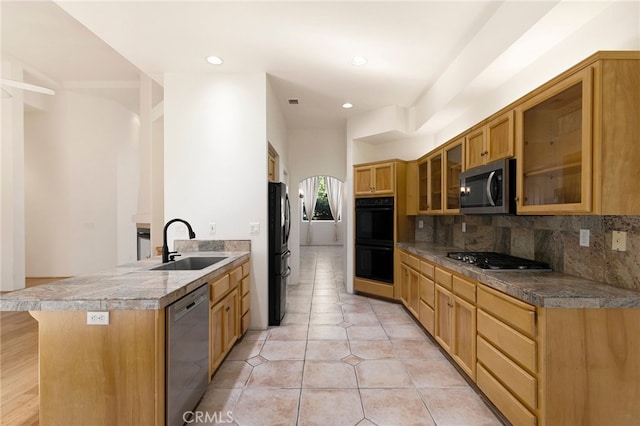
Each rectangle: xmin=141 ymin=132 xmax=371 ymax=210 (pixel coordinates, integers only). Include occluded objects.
xmin=459 ymin=158 xmax=516 ymax=214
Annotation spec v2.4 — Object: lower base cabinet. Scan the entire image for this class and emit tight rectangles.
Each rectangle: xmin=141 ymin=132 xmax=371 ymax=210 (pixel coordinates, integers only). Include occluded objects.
xmin=209 ymin=260 xmax=250 ymax=378
xmin=395 ymin=248 xmax=640 ymax=426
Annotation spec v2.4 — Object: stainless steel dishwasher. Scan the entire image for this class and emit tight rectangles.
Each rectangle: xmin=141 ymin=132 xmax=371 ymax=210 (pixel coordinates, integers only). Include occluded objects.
xmin=166 ymin=284 xmax=209 ymax=426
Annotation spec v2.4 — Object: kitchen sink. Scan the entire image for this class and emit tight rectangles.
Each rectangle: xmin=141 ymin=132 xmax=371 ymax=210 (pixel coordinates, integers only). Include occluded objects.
xmin=150 ymin=256 xmax=227 ymax=271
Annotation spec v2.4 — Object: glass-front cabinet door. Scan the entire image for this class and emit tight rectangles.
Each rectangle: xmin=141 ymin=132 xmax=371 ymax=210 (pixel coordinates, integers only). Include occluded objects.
xmin=418 ymin=159 xmax=428 ymax=212
xmin=516 ymin=67 xmax=593 ymax=213
xmin=444 ymin=139 xmax=464 ymax=213
xmin=429 ymin=151 xmax=443 ymax=213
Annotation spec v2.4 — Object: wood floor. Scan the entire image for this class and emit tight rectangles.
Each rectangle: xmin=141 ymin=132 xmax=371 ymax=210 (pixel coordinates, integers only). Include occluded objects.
xmin=1 ymin=278 xmax=63 ymax=426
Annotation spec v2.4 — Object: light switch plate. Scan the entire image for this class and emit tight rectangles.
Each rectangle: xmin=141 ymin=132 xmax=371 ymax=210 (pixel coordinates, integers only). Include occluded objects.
xmin=249 ymin=222 xmax=260 ymax=234
xmin=612 ymin=231 xmax=627 ymax=251
xmin=579 ymin=229 xmax=590 ymax=247
xmin=418 ymin=220 xmax=424 ymax=229
xmin=209 ymin=222 xmax=216 ymax=234
xmin=462 ymin=222 xmax=467 ymax=233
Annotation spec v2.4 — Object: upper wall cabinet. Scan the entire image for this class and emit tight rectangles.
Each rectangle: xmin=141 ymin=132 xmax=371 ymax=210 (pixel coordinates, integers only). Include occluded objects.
xmin=515 ymin=54 xmax=640 ymax=215
xmin=516 ymin=68 xmax=592 ymax=214
xmin=417 ymin=151 xmax=443 ymax=214
xmin=354 ymin=162 xmax=395 ymax=196
xmin=443 ymin=139 xmax=464 ymax=214
xmin=465 ymin=111 xmax=514 ymax=170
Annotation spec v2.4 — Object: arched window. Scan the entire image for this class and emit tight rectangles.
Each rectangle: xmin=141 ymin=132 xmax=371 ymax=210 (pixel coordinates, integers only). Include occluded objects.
xmin=300 ymin=176 xmax=341 ymax=221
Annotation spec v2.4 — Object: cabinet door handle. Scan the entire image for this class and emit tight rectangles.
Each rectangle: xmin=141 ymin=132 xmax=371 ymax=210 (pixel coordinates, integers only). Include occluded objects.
xmin=225 ymin=306 xmax=231 ymax=312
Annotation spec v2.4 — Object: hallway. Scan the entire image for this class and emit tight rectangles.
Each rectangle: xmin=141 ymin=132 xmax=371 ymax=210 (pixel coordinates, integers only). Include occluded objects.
xmin=197 ymin=245 xmax=502 ymax=425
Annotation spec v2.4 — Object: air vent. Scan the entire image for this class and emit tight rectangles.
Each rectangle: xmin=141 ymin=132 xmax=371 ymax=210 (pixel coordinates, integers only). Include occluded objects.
xmin=288 ymin=99 xmax=299 ymax=105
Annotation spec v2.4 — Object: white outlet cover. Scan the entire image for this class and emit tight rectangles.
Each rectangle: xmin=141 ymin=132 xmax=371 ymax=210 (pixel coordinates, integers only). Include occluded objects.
xmin=87 ymin=311 xmax=109 ymax=325
xmin=462 ymin=222 xmax=467 ymax=233
xmin=418 ymin=220 xmax=424 ymax=229
xmin=209 ymin=222 xmax=216 ymax=233
xmin=579 ymin=229 xmax=590 ymax=247
xmin=612 ymin=231 xmax=627 ymax=251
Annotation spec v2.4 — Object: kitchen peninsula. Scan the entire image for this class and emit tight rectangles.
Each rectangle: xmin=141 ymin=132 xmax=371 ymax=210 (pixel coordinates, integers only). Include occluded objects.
xmin=0 ymin=251 xmax=250 ymax=426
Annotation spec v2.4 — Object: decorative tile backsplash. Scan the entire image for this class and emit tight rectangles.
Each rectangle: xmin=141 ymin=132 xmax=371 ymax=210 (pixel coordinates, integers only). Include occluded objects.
xmin=174 ymin=239 xmax=251 ymax=252
xmin=415 ymin=215 xmax=640 ymax=291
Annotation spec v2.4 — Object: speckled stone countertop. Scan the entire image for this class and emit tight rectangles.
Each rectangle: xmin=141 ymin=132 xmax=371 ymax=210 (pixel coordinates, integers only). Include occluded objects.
xmin=0 ymin=252 xmax=250 ymax=311
xmin=397 ymin=242 xmax=640 ymax=308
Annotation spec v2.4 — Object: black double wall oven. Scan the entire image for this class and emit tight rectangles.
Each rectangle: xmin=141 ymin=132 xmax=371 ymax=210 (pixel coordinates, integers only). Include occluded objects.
xmin=355 ymin=197 xmax=394 ymax=284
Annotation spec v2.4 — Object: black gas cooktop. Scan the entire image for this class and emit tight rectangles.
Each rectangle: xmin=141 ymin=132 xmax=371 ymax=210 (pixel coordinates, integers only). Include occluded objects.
xmin=447 ymin=252 xmax=551 ymax=271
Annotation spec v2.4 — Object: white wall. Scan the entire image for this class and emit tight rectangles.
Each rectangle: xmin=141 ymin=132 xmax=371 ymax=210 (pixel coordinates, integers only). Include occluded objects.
xmin=0 ymin=60 xmax=26 ymax=291
xmin=164 ymin=72 xmax=271 ymax=329
xmin=24 ymin=90 xmax=140 ymax=276
xmin=288 ymin=128 xmax=346 ymax=285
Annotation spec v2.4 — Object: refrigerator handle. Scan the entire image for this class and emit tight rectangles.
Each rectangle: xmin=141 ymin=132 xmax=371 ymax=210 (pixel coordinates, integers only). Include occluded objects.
xmin=284 ymin=193 xmax=291 ymax=243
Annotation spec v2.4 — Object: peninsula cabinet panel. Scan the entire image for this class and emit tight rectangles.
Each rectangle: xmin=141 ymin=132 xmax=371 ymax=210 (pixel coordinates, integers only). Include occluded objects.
xmin=538 ymin=307 xmax=640 ymax=426
xmin=33 ymin=310 xmax=165 ymax=426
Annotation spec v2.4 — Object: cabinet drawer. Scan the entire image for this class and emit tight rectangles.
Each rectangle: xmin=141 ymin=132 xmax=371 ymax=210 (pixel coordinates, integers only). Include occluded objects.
xmin=241 ymin=293 xmax=250 ymax=315
xmin=478 ymin=336 xmax=537 ymax=410
xmin=229 ymin=266 xmax=243 ymax=288
xmin=435 ymin=267 xmax=452 ymax=290
xmin=242 ymin=261 xmax=250 ymax=278
xmin=419 ymin=299 xmax=435 ymax=336
xmin=400 ymin=251 xmax=409 ymax=264
xmin=241 ymin=277 xmax=250 ymax=296
xmin=477 ymin=285 xmax=535 ymax=337
xmin=477 ymin=310 xmax=536 ymax=373
xmin=420 ymin=275 xmax=435 ymax=307
xmin=420 ymin=260 xmax=434 ymax=279
xmin=477 ymin=363 xmax=537 ymax=426
xmin=407 ymin=255 xmax=420 ymax=271
xmin=452 ymin=275 xmax=476 ymax=303
xmin=210 ymin=274 xmax=230 ymax=302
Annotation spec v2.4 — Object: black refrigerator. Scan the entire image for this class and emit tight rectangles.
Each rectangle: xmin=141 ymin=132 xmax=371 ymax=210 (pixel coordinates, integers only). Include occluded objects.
xmin=268 ymin=182 xmax=291 ymax=326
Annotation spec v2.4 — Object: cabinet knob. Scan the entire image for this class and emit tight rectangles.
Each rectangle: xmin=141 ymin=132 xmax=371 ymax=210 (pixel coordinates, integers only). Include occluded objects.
xmin=226 ymin=306 xmax=231 ymax=312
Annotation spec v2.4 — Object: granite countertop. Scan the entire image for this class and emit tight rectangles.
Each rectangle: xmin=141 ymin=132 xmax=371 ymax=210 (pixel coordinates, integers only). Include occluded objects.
xmin=397 ymin=242 xmax=640 ymax=308
xmin=0 ymin=251 xmax=250 ymax=311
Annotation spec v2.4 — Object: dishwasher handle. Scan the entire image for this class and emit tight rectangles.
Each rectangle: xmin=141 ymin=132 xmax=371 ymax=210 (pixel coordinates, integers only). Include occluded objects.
xmin=171 ymin=286 xmax=208 ymax=322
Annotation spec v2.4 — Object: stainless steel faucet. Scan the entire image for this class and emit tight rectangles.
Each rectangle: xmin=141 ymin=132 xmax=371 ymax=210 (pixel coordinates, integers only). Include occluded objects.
xmin=162 ymin=218 xmax=196 ymax=263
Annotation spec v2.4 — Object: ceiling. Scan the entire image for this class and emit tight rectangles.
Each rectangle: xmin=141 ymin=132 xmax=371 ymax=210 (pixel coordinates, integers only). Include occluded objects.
xmin=1 ymin=1 xmax=637 ymax=136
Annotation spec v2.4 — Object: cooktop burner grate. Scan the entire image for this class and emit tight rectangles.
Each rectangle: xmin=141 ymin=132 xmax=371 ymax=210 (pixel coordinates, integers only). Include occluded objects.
xmin=447 ymin=252 xmax=551 ymax=271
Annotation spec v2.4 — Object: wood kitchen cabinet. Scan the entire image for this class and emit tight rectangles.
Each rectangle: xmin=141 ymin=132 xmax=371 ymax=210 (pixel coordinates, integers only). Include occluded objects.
xmin=516 ymin=53 xmax=640 ymax=214
xmin=443 ymin=139 xmax=464 ymax=213
xmin=394 ymin=247 xmax=640 ymax=425
xmin=516 ymin=67 xmax=592 ymax=213
xmin=209 ymin=261 xmax=249 ymax=377
xmin=399 ymin=251 xmax=420 ymax=317
xmin=417 ymin=151 xmax=443 ymax=214
xmin=435 ymin=267 xmax=476 ymax=378
xmin=465 ymin=110 xmax=514 ymax=170
xmin=354 ymin=161 xmax=395 ymax=195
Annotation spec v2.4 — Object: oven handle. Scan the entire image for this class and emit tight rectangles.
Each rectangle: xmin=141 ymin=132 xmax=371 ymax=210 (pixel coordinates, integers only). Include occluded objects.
xmin=486 ymin=171 xmax=497 ymax=206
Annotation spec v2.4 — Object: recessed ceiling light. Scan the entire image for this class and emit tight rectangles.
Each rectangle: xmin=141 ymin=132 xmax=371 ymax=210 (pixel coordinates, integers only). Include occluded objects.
xmin=206 ymin=56 xmax=223 ymax=65
xmin=351 ymin=56 xmax=368 ymax=66
xmin=342 ymin=102 xmax=353 ymax=109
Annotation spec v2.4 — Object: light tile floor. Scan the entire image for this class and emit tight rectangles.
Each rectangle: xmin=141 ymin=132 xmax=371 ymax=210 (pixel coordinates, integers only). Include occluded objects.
xmin=196 ymin=246 xmax=503 ymax=426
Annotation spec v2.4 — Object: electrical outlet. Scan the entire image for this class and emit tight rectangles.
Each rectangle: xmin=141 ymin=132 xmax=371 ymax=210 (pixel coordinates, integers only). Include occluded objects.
xmin=209 ymin=223 xmax=216 ymax=234
xmin=87 ymin=311 xmax=109 ymax=325
xmin=462 ymin=222 xmax=467 ymax=233
xmin=418 ymin=220 xmax=424 ymax=229
xmin=249 ymin=222 xmax=260 ymax=234
xmin=579 ymin=229 xmax=590 ymax=247
xmin=612 ymin=231 xmax=627 ymax=251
